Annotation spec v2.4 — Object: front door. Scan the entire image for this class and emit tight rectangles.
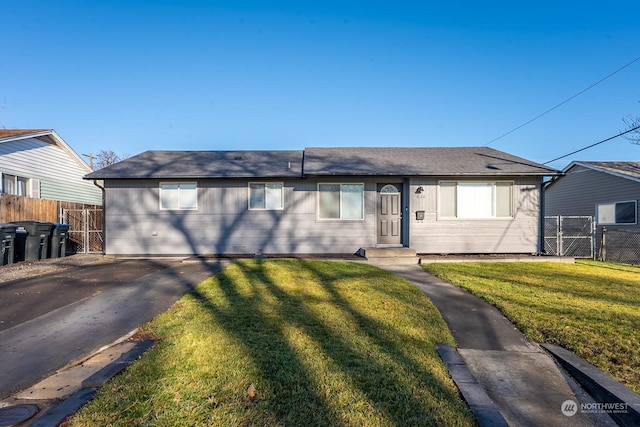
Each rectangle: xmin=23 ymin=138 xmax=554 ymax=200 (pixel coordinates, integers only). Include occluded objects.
xmin=377 ymin=184 xmax=402 ymax=245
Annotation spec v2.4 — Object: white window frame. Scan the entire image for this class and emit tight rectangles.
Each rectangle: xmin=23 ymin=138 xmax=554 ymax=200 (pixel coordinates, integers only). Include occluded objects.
xmin=438 ymin=180 xmax=513 ymax=219
xmin=317 ymin=183 xmax=365 ymax=220
xmin=248 ymin=182 xmax=284 ymax=210
xmin=596 ymin=200 xmax=637 ymax=225
xmin=159 ymin=182 xmax=198 ymax=210
xmin=2 ymin=173 xmax=35 ymax=197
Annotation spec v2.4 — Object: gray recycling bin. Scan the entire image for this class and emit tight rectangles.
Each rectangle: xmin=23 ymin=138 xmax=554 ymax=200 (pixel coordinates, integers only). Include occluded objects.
xmin=12 ymin=221 xmax=53 ymax=262
xmin=50 ymin=223 xmax=70 ymax=258
xmin=0 ymin=223 xmax=17 ymax=266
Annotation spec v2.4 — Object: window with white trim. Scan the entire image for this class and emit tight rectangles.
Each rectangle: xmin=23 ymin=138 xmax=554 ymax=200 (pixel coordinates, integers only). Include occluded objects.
xmin=160 ymin=182 xmax=197 ymax=210
xmin=318 ymin=183 xmax=364 ymax=220
xmin=439 ymin=181 xmax=513 ymax=219
xmin=1 ymin=173 xmax=37 ymax=197
xmin=597 ymin=201 xmax=637 ymax=225
xmin=249 ymin=183 xmax=283 ymax=210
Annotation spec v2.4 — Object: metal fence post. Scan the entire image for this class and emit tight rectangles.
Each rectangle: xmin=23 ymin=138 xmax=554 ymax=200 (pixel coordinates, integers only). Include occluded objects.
xmin=599 ymin=227 xmax=607 ymax=262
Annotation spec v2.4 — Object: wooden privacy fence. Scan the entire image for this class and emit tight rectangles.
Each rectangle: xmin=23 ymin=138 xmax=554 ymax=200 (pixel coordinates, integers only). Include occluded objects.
xmin=0 ymin=194 xmax=59 ymax=223
xmin=0 ymin=194 xmax=103 ymax=253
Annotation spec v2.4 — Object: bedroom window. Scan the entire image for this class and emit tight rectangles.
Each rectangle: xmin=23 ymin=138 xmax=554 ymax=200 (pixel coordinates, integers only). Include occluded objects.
xmin=2 ymin=174 xmax=36 ymax=197
xmin=597 ymin=201 xmax=637 ymax=225
xmin=439 ymin=181 xmax=513 ymax=219
xmin=318 ymin=183 xmax=364 ymax=220
xmin=160 ymin=182 xmax=197 ymax=210
xmin=249 ymin=183 xmax=283 ymax=210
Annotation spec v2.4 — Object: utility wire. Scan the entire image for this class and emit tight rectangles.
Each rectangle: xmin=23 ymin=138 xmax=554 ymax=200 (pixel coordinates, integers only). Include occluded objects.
xmin=542 ymin=124 xmax=640 ymax=165
xmin=484 ymin=55 xmax=640 ymax=146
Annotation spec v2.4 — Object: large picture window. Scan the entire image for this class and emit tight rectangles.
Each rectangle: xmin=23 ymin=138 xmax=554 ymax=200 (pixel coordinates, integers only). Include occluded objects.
xmin=318 ymin=183 xmax=364 ymax=220
xmin=249 ymin=183 xmax=283 ymax=210
xmin=597 ymin=201 xmax=637 ymax=225
xmin=160 ymin=182 xmax=197 ymax=210
xmin=439 ymin=181 xmax=513 ymax=219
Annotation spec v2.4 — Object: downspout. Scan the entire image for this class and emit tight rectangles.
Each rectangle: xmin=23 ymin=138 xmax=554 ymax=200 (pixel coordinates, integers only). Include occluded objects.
xmin=92 ymin=179 xmax=106 ymax=255
xmin=403 ymin=178 xmax=410 ymax=248
xmin=538 ymin=179 xmax=545 ymax=255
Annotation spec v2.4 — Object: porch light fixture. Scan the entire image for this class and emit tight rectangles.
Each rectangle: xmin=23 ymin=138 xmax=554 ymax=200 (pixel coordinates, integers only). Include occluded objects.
xmin=415 ymin=186 xmax=424 ymax=194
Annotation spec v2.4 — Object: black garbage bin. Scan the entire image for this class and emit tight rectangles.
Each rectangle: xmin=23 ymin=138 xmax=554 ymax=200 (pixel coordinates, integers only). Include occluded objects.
xmin=50 ymin=223 xmax=70 ymax=258
xmin=12 ymin=221 xmax=53 ymax=261
xmin=0 ymin=223 xmax=17 ymax=266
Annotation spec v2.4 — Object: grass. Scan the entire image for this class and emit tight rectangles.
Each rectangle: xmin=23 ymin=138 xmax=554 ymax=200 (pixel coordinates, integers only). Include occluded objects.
xmin=69 ymin=260 xmax=475 ymax=426
xmin=422 ymin=259 xmax=640 ymax=394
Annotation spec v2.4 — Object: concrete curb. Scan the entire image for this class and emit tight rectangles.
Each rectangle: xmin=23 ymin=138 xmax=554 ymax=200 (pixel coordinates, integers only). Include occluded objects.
xmin=541 ymin=343 xmax=640 ymax=426
xmin=436 ymin=343 xmax=509 ymax=427
xmin=26 ymin=339 xmax=154 ymax=426
xmin=27 ymin=388 xmax=97 ymax=427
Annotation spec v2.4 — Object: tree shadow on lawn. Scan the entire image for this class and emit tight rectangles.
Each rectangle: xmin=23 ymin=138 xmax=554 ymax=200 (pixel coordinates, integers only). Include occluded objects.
xmin=189 ymin=260 xmax=470 ymax=426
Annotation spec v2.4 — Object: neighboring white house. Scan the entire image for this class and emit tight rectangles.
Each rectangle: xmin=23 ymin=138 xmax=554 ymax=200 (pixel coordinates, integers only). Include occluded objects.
xmin=0 ymin=129 xmax=102 ymax=205
xmin=85 ymin=147 xmax=560 ymax=257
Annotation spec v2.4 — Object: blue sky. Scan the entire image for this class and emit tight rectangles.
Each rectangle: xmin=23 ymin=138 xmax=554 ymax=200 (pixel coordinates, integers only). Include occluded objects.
xmin=2 ymin=1 xmax=639 ymax=169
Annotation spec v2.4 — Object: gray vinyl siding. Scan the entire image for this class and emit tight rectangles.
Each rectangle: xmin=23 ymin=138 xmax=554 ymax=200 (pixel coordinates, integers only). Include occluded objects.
xmin=103 ymin=178 xmax=378 ymax=256
xmin=408 ymin=177 xmax=542 ymax=254
xmin=545 ymin=165 xmax=640 ymax=232
xmin=103 ymin=176 xmax=544 ymax=256
xmin=0 ymin=138 xmax=102 ymax=204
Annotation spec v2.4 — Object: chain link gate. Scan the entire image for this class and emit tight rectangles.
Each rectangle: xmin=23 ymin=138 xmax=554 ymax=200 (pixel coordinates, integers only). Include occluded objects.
xmin=544 ymin=215 xmax=594 ymax=258
xmin=61 ymin=208 xmax=104 ymax=253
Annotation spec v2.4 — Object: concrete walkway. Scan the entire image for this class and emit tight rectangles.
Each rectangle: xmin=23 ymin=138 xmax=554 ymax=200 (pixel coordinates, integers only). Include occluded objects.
xmin=381 ymin=264 xmax=617 ymax=427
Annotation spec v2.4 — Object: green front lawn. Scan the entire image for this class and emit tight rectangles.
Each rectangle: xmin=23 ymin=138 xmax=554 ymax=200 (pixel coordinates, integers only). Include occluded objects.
xmin=70 ymin=260 xmax=475 ymax=426
xmin=423 ymin=260 xmax=640 ymax=394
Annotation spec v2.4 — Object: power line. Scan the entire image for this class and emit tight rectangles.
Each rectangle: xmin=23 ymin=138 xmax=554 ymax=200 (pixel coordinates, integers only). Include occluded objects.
xmin=542 ymin=124 xmax=640 ymax=165
xmin=484 ymin=55 xmax=640 ymax=146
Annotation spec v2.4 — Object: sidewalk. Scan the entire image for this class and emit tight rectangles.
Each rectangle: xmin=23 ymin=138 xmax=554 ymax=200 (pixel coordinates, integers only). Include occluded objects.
xmin=381 ymin=264 xmax=617 ymax=427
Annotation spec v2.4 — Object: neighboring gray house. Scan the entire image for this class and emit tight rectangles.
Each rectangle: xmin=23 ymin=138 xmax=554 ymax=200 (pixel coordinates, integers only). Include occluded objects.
xmin=0 ymin=129 xmax=102 ymax=205
xmin=545 ymin=161 xmax=640 ymax=231
xmin=85 ymin=147 xmax=559 ymax=257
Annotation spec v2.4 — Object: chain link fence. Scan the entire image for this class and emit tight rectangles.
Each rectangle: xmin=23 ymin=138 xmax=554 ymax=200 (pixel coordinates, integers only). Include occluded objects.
xmin=599 ymin=227 xmax=640 ymax=265
xmin=61 ymin=208 xmax=104 ymax=253
xmin=545 ymin=215 xmax=640 ymax=265
xmin=544 ymin=216 xmax=594 ymax=258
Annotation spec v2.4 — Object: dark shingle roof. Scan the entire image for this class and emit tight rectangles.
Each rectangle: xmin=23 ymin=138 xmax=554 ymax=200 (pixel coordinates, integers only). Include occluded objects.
xmin=84 ymin=150 xmax=305 ymax=179
xmin=573 ymin=161 xmax=640 ymax=181
xmin=85 ymin=147 xmax=559 ymax=180
xmin=304 ymin=147 xmax=558 ymax=176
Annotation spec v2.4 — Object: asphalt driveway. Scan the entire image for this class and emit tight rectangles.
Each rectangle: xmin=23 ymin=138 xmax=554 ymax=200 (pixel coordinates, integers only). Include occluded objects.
xmin=0 ymin=257 xmax=227 ymax=399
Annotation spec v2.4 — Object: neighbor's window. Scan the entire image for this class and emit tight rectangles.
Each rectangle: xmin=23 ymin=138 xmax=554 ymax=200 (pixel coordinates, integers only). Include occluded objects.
xmin=160 ymin=182 xmax=197 ymax=210
xmin=597 ymin=201 xmax=637 ymax=225
xmin=439 ymin=181 xmax=513 ymax=219
xmin=318 ymin=183 xmax=364 ymax=219
xmin=249 ymin=183 xmax=283 ymax=210
xmin=1 ymin=173 xmax=37 ymax=197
